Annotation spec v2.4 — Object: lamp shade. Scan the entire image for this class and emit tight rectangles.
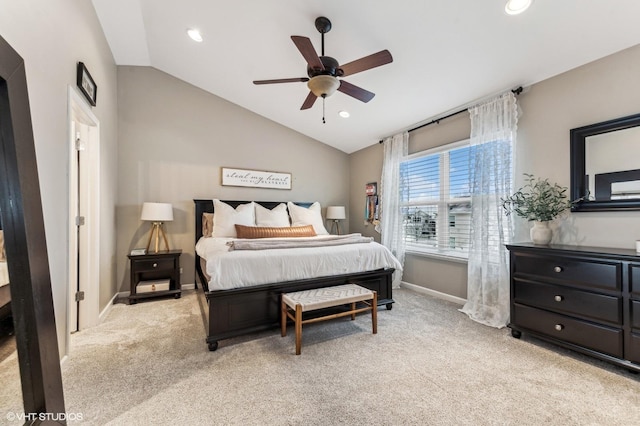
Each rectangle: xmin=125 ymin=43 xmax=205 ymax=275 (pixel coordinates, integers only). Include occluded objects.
xmin=326 ymin=206 xmax=346 ymax=220
xmin=307 ymin=75 xmax=340 ymax=98
xmin=140 ymin=202 xmax=173 ymax=222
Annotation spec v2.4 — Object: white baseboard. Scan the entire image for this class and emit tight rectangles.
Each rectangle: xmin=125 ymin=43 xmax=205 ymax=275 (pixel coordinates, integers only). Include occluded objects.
xmin=182 ymin=283 xmax=195 ymax=290
xmin=400 ymin=281 xmax=466 ymax=306
xmin=99 ymin=292 xmax=119 ymax=323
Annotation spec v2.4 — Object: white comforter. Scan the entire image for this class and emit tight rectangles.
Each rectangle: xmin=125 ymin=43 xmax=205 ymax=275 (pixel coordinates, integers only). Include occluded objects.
xmin=195 ymin=235 xmax=402 ymax=290
xmin=0 ymin=262 xmax=8 ymax=287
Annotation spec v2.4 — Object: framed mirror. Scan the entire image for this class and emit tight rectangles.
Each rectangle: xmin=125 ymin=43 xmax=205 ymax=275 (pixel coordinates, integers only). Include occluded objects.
xmin=570 ymin=112 xmax=640 ymax=212
xmin=0 ymin=34 xmax=66 ymax=416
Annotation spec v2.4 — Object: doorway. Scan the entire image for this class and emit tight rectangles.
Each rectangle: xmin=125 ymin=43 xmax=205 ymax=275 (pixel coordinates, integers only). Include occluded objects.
xmin=67 ymin=87 xmax=100 ymax=338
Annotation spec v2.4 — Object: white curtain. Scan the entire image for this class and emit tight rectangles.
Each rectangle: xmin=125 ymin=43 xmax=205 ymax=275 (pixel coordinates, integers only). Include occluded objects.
xmin=460 ymin=92 xmax=517 ymax=328
xmin=376 ymin=132 xmax=408 ymax=287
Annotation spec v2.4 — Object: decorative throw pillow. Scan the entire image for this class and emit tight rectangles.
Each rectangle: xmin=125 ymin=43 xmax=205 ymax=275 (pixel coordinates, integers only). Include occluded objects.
xmin=255 ymin=203 xmax=290 ymax=227
xmin=202 ymin=212 xmax=214 ymax=237
xmin=287 ymin=201 xmax=329 ymax=235
xmin=235 ymin=224 xmax=317 ymax=239
xmin=212 ymin=200 xmax=255 ymax=238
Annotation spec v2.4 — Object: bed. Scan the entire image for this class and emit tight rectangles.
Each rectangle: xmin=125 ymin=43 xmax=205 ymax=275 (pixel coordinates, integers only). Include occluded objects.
xmin=0 ymin=228 xmax=9 ymax=319
xmin=194 ymin=199 xmax=401 ymax=351
xmin=0 ymin=262 xmax=10 ymax=320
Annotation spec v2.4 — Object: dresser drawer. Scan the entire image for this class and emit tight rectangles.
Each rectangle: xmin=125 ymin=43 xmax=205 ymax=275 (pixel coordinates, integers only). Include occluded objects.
xmin=134 ymin=258 xmax=175 ymax=272
xmin=631 ymin=300 xmax=640 ymax=330
xmin=513 ymin=279 xmax=622 ymax=325
xmin=512 ymin=253 xmax=621 ymax=291
xmin=628 ymin=333 xmax=640 ymax=364
xmin=630 ymin=264 xmax=640 ymax=297
xmin=513 ymin=304 xmax=623 ymax=358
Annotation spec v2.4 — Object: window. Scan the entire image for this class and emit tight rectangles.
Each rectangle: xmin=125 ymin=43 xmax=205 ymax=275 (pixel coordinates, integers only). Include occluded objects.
xmin=401 ymin=140 xmax=472 ymax=259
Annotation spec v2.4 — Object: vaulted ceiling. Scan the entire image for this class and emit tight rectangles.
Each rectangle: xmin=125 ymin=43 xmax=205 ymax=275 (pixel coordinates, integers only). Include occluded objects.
xmin=92 ymin=0 xmax=640 ymax=153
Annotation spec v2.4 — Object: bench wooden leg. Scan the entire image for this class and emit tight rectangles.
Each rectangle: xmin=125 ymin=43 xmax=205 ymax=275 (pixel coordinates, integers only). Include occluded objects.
xmin=295 ymin=304 xmax=302 ymax=355
xmin=281 ymin=298 xmax=287 ymax=337
xmin=372 ymin=291 xmax=378 ymax=334
xmin=351 ymin=302 xmax=356 ymax=320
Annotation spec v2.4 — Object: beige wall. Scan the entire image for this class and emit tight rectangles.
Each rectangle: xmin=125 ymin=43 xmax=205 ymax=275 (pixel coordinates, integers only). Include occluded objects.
xmin=0 ymin=0 xmax=119 ymax=356
xmin=116 ymin=66 xmax=350 ymax=292
xmin=349 ymin=44 xmax=640 ymax=299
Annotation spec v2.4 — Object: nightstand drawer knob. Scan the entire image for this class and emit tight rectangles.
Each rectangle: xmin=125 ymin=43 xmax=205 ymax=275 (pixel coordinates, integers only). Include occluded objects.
xmin=554 ymin=295 xmax=563 ymax=302
xmin=553 ymin=266 xmax=563 ymax=273
xmin=554 ymin=324 xmax=564 ymax=331
xmin=153 ymin=263 xmax=158 ymax=268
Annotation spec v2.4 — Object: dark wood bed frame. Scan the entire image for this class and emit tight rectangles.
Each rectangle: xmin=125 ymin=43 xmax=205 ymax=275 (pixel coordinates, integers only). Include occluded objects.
xmin=194 ymin=199 xmax=395 ymax=351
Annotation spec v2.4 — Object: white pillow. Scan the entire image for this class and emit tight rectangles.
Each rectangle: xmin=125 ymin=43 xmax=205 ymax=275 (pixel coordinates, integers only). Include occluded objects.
xmin=287 ymin=202 xmax=329 ymax=235
xmin=213 ymin=200 xmax=255 ymax=237
xmin=255 ymin=203 xmax=290 ymax=227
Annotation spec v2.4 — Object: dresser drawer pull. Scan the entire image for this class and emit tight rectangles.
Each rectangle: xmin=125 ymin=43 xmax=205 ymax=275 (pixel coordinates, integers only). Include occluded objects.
xmin=153 ymin=263 xmax=158 ymax=268
xmin=553 ymin=266 xmax=563 ymax=273
xmin=554 ymin=295 xmax=563 ymax=302
xmin=554 ymin=324 xmax=564 ymax=331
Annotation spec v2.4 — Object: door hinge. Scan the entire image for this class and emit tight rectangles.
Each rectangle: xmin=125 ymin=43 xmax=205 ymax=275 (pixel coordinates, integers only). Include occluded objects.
xmin=76 ymin=216 xmax=85 ymax=226
xmin=75 ymin=291 xmax=85 ymax=302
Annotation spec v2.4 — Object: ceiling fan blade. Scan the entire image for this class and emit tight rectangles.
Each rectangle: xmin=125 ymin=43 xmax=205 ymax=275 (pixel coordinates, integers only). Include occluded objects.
xmin=291 ymin=36 xmax=324 ymax=70
xmin=340 ymin=50 xmax=393 ymax=77
xmin=300 ymin=91 xmax=317 ymax=110
xmin=253 ymin=77 xmax=309 ymax=85
xmin=338 ymin=80 xmax=375 ymax=103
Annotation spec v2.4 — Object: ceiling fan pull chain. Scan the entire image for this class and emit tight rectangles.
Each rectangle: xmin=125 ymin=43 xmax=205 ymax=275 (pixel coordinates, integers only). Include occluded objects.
xmin=322 ymin=97 xmax=326 ymax=124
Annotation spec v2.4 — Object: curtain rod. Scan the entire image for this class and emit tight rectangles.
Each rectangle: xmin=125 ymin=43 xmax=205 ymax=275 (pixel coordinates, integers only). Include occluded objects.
xmin=379 ymin=86 xmax=523 ymax=143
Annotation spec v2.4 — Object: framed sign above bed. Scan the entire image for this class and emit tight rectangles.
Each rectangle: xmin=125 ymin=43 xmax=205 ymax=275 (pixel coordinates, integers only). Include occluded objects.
xmin=221 ymin=167 xmax=291 ymax=190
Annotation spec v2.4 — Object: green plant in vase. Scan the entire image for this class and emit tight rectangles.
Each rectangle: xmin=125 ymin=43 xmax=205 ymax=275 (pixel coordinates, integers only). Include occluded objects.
xmin=502 ymin=174 xmax=578 ymax=245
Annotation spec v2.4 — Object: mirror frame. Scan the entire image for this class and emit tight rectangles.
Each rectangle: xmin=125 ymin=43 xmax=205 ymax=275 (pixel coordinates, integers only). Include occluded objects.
xmin=0 ymin=35 xmax=66 ymax=416
xmin=570 ymin=112 xmax=640 ymax=212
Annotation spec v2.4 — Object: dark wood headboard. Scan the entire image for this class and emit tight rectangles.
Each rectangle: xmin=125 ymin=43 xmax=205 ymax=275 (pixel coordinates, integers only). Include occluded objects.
xmin=193 ymin=199 xmax=313 ymax=290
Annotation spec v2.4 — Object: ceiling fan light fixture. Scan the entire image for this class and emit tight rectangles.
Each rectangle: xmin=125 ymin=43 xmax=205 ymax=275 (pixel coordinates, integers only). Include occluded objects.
xmin=505 ymin=0 xmax=533 ymax=15
xmin=307 ymin=75 xmax=340 ymax=98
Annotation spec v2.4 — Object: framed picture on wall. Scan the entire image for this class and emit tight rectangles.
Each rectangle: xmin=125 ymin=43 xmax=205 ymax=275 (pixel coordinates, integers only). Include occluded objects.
xmin=221 ymin=167 xmax=292 ymax=190
xmin=76 ymin=62 xmax=97 ymax=106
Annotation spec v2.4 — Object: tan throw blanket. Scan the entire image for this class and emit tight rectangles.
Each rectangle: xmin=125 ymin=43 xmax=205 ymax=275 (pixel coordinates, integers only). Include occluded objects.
xmin=227 ymin=233 xmax=373 ymax=251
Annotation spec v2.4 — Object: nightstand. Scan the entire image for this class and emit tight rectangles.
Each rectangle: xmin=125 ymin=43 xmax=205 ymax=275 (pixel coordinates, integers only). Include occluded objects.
xmin=128 ymin=249 xmax=181 ymax=304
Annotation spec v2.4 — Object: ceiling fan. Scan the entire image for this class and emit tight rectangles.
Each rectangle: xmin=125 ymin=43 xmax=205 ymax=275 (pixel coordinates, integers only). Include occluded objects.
xmin=253 ymin=17 xmax=393 ymax=120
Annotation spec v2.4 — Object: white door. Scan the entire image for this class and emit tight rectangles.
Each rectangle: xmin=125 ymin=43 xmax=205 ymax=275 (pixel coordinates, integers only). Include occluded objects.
xmin=68 ymin=87 xmax=100 ymax=336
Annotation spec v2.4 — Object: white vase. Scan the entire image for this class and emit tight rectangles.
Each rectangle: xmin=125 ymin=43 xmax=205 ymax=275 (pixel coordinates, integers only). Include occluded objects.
xmin=530 ymin=221 xmax=552 ymax=245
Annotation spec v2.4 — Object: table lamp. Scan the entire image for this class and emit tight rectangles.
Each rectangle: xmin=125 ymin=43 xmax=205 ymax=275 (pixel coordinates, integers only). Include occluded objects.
xmin=141 ymin=202 xmax=173 ymax=253
xmin=326 ymin=206 xmax=346 ymax=235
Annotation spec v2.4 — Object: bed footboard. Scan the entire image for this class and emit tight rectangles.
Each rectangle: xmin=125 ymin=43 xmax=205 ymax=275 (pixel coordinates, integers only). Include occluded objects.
xmin=203 ymin=268 xmax=394 ymax=351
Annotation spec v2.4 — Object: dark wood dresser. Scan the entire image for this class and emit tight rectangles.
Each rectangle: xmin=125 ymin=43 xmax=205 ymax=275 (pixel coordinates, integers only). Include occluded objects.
xmin=507 ymin=243 xmax=640 ymax=372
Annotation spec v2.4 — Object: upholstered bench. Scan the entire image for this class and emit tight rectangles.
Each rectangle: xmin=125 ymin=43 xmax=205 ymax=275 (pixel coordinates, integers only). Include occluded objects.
xmin=280 ymin=283 xmax=377 ymax=355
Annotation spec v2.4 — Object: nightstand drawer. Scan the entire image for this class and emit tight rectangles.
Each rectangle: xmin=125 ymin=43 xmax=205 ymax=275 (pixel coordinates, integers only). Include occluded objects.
xmin=135 ymin=258 xmax=175 ymax=272
xmin=513 ymin=303 xmax=623 ymax=358
xmin=513 ymin=253 xmax=621 ymax=290
xmin=513 ymin=279 xmax=622 ymax=325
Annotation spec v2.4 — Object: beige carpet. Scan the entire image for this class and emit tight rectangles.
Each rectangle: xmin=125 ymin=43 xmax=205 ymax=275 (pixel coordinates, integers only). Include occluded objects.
xmin=1 ymin=288 xmax=639 ymax=425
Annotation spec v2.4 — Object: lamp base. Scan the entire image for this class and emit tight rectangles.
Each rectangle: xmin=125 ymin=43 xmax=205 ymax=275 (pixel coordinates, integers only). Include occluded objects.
xmin=146 ymin=222 xmax=170 ymax=253
xmin=330 ymin=220 xmax=342 ymax=235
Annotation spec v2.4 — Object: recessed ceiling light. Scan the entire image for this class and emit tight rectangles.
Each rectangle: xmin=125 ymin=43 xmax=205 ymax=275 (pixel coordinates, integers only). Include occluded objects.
xmin=505 ymin=0 xmax=533 ymax=15
xmin=339 ymin=111 xmax=350 ymax=118
xmin=187 ymin=29 xmax=203 ymax=42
